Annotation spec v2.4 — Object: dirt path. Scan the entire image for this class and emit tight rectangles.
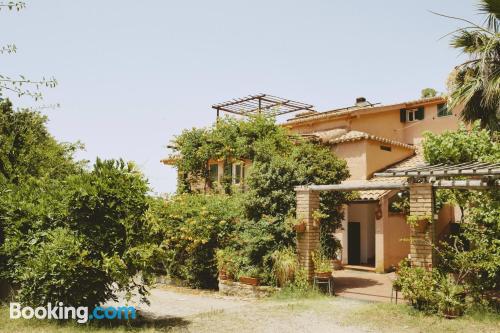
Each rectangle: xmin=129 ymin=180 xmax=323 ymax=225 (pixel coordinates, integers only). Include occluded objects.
xmin=108 ymin=286 xmax=373 ymax=333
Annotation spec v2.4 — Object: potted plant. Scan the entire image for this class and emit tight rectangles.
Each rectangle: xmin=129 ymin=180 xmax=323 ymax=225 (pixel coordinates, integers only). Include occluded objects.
xmin=293 ymin=221 xmax=306 ymax=233
xmin=216 ymin=248 xmax=238 ymax=281
xmin=436 ymin=275 xmax=466 ymax=319
xmin=312 ymin=250 xmax=332 ymax=278
xmin=407 ymin=214 xmax=432 ymax=233
xmin=238 ymin=266 xmax=261 ymax=286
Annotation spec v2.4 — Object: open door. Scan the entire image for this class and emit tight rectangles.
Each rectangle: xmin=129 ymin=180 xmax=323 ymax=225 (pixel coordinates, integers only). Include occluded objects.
xmin=348 ymin=222 xmax=361 ymax=265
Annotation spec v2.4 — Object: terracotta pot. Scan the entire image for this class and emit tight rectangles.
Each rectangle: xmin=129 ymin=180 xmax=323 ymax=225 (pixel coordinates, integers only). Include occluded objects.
xmin=315 ymin=271 xmax=332 ymax=278
xmin=239 ymin=276 xmax=260 ymax=286
xmin=415 ymin=219 xmax=429 ymax=233
xmin=294 ymin=223 xmax=306 ymax=233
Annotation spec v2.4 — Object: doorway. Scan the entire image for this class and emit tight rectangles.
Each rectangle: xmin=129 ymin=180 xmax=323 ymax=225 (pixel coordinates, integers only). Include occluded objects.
xmin=348 ymin=222 xmax=361 ymax=265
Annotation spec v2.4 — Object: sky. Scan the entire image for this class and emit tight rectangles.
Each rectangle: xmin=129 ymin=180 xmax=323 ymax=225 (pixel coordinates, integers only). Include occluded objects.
xmin=0 ymin=0 xmax=480 ymax=194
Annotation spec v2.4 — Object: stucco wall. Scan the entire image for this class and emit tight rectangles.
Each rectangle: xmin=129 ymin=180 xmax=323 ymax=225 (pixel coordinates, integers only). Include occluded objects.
xmin=403 ymin=104 xmax=461 ymax=145
xmin=365 ymin=141 xmax=414 ymax=178
xmin=385 ymin=213 xmax=411 ymax=269
xmin=331 ymin=141 xmax=368 ymax=180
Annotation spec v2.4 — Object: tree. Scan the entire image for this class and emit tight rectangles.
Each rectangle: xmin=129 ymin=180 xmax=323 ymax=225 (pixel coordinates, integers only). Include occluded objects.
xmin=437 ymin=0 xmax=500 ymax=131
xmin=422 ymin=123 xmax=500 ymax=302
xmin=0 ymin=99 xmax=83 ymax=184
xmin=421 ymin=88 xmax=438 ymax=98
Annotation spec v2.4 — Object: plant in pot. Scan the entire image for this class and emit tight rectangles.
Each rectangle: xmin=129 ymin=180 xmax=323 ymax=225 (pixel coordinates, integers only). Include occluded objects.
xmin=407 ymin=214 xmax=432 ymax=233
xmin=216 ymin=248 xmax=239 ymax=281
xmin=312 ymin=250 xmax=332 ymax=278
xmin=436 ymin=275 xmax=466 ymax=319
xmin=238 ymin=266 xmax=262 ymax=286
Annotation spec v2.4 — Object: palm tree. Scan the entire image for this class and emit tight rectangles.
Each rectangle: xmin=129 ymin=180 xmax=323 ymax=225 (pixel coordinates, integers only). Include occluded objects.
xmin=438 ymin=0 xmax=499 ymax=131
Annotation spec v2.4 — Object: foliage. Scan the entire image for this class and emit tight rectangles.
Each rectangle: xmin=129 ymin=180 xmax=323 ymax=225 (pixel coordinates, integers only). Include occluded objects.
xmin=171 ymin=116 xmax=292 ymax=193
xmin=417 ymin=121 xmax=500 ymax=313
xmin=311 ymin=250 xmax=331 ymax=273
xmin=149 ymin=193 xmax=244 ymax=289
xmin=421 ymin=88 xmax=438 ymax=98
xmin=271 ymin=247 xmax=298 ymax=287
xmin=166 ymin=116 xmax=349 ymax=288
xmin=439 ymin=0 xmax=500 ymax=131
xmin=394 ymin=261 xmax=438 ymax=312
xmin=423 ymin=122 xmax=500 ymax=165
xmin=0 ymin=100 xmax=83 ymax=184
xmin=1 ymin=159 xmax=157 ymax=307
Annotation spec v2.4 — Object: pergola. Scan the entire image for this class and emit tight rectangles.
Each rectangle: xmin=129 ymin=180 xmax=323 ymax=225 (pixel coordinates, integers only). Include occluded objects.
xmin=295 ymin=162 xmax=500 ymax=279
xmin=212 ymin=94 xmax=315 ymax=119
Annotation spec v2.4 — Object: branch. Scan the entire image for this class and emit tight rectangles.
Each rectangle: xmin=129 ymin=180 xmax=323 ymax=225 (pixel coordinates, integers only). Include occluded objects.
xmin=0 ymin=44 xmax=16 ymax=54
xmin=0 ymin=1 xmax=25 ymax=11
xmin=429 ymin=10 xmax=495 ymax=35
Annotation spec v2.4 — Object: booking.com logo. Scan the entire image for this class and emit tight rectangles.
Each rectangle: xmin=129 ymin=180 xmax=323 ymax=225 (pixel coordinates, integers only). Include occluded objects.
xmin=9 ymin=302 xmax=136 ymax=324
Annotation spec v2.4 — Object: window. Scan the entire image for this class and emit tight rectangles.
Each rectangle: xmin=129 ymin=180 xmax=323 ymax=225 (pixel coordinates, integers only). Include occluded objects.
xmin=380 ymin=145 xmax=392 ymax=152
xmin=209 ymin=163 xmax=219 ymax=184
xmin=405 ymin=107 xmax=424 ymax=122
xmin=437 ymin=103 xmax=452 ymax=117
xmin=232 ymin=162 xmax=244 ymax=184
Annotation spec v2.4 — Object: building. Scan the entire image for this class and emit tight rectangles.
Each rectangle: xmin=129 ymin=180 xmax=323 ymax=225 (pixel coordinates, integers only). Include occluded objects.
xmin=162 ymin=94 xmax=462 ymax=272
xmin=284 ymin=96 xmax=461 ymax=272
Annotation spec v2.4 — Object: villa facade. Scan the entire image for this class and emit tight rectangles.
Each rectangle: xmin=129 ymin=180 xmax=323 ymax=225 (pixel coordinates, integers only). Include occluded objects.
xmin=162 ymin=95 xmax=463 ymax=273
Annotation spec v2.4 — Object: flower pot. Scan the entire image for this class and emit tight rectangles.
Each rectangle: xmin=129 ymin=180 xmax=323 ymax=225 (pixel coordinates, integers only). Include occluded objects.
xmin=443 ymin=307 xmax=463 ymax=319
xmin=314 ymin=271 xmax=332 ymax=279
xmin=239 ymin=276 xmax=260 ymax=286
xmin=294 ymin=223 xmax=306 ymax=233
xmin=415 ymin=219 xmax=429 ymax=233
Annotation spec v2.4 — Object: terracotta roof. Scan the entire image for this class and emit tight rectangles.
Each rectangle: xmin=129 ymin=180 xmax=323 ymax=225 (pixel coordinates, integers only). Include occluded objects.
xmin=161 ymin=155 xmax=180 ymax=165
xmin=286 ymin=96 xmax=445 ymax=125
xmin=306 ymin=129 xmax=416 ymax=150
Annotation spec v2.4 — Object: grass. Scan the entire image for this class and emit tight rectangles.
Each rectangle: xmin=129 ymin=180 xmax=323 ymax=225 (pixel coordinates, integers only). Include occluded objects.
xmin=1 ymin=298 xmax=498 ymax=333
xmin=344 ymin=302 xmax=500 ymax=333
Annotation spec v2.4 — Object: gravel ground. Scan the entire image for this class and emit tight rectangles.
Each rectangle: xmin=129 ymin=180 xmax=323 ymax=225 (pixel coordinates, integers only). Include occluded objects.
xmin=106 ymin=286 xmax=373 ymax=333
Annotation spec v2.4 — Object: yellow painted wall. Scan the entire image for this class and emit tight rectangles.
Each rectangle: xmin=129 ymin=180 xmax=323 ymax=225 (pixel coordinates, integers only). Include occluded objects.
xmin=365 ymin=141 xmax=414 ymax=178
xmin=331 ymin=141 xmax=368 ymax=179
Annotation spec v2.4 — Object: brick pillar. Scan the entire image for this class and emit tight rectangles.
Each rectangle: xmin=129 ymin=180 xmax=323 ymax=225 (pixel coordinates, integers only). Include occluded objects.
xmin=295 ymin=187 xmax=320 ymax=280
xmin=409 ymin=183 xmax=435 ymax=270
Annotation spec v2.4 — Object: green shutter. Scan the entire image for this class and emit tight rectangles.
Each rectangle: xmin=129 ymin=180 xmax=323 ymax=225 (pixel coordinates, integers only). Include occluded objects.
xmin=416 ymin=107 xmax=425 ymax=120
xmin=400 ymin=109 xmax=406 ymax=122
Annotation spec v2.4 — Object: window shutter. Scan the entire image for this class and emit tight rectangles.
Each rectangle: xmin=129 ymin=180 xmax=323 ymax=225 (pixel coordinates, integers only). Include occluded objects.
xmin=400 ymin=109 xmax=406 ymax=122
xmin=416 ymin=107 xmax=425 ymax=120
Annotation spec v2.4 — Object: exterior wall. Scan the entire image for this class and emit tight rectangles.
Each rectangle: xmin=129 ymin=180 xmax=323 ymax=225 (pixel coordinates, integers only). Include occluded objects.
xmin=331 ymin=141 xmax=368 ymax=179
xmin=385 ymin=213 xmax=411 ymax=269
xmin=365 ymin=141 xmax=414 ymax=178
xmin=346 ymin=203 xmax=376 ymax=264
xmin=403 ymin=104 xmax=461 ymax=145
xmin=350 ymin=109 xmax=404 ymax=142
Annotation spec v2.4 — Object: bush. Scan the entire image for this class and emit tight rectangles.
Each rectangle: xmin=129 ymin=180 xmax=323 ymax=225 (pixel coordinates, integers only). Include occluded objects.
xmin=1 ymin=159 xmax=156 ymax=307
xmin=152 ymin=194 xmax=243 ymax=289
xmin=16 ymin=228 xmax=110 ymax=307
xmin=271 ymin=247 xmax=298 ymax=287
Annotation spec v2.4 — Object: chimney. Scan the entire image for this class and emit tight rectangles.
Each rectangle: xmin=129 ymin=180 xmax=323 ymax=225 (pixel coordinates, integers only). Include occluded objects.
xmin=355 ymin=97 xmax=369 ymax=107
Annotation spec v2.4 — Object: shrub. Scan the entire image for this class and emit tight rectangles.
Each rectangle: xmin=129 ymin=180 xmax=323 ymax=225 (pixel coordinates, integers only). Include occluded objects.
xmin=271 ymin=247 xmax=298 ymax=287
xmin=1 ymin=159 xmax=156 ymax=307
xmin=311 ymin=250 xmax=332 ymax=273
xmin=394 ymin=261 xmax=438 ymax=312
xmin=16 ymin=228 xmax=110 ymax=307
xmin=152 ymin=193 xmax=243 ymax=289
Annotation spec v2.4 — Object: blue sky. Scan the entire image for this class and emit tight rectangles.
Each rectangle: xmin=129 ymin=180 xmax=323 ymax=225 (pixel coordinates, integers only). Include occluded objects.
xmin=1 ymin=1 xmax=479 ymax=194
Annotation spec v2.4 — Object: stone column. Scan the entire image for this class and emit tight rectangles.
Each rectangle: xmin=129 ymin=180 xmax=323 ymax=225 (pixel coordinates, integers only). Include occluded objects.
xmin=295 ymin=187 xmax=320 ymax=280
xmin=409 ymin=183 xmax=435 ymax=270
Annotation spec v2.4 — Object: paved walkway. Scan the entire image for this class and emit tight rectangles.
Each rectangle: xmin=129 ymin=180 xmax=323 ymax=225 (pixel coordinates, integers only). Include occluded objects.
xmin=333 ymin=269 xmax=398 ymax=303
